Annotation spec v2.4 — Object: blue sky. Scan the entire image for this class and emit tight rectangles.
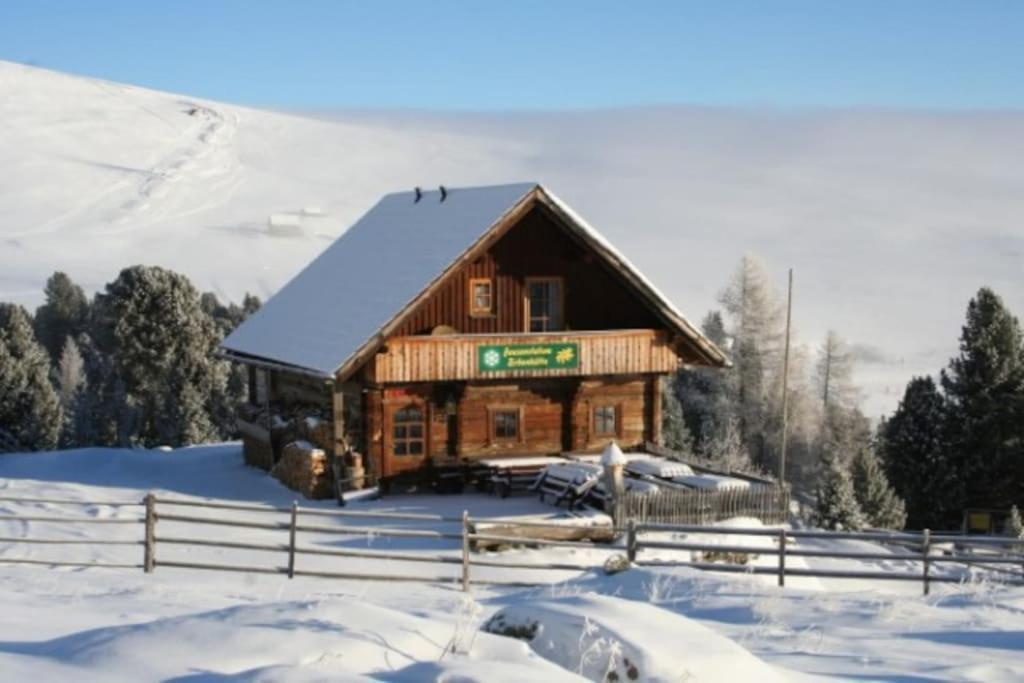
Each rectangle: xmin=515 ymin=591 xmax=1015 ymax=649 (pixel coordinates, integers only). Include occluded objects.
xmin=2 ymin=0 xmax=1022 ymax=110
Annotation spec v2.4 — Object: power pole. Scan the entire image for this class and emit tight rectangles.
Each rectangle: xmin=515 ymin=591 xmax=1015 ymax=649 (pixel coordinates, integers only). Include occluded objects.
xmin=780 ymin=269 xmax=793 ymax=485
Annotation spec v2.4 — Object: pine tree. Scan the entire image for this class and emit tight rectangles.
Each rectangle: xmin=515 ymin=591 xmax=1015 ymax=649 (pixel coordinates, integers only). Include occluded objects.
xmin=33 ymin=272 xmax=90 ymax=361
xmin=813 ymin=454 xmax=865 ymax=531
xmin=661 ymin=379 xmax=694 ymax=455
xmin=676 ymin=311 xmax=734 ymax=453
xmin=940 ymin=288 xmax=1024 ymax=514
xmin=93 ymin=266 xmax=229 ymax=447
xmin=851 ymin=447 xmax=906 ymax=529
xmin=0 ymin=304 xmax=62 ymax=450
xmin=880 ymin=376 xmax=955 ymax=529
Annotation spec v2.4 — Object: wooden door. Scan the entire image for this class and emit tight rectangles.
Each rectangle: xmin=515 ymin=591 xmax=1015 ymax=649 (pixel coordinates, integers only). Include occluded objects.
xmin=385 ymin=401 xmax=429 ymax=475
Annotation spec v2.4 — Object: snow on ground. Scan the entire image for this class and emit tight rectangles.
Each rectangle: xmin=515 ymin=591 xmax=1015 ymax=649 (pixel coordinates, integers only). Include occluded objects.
xmin=5 ymin=60 xmax=1024 ymax=416
xmin=1 ymin=444 xmax=1023 ymax=680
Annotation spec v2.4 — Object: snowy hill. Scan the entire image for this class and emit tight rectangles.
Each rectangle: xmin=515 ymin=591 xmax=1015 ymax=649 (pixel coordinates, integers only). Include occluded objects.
xmin=3 ymin=60 xmax=1024 ymax=416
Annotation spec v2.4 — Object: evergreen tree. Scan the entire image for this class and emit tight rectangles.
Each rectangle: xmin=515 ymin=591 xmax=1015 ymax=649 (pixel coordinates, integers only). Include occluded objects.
xmin=879 ymin=376 xmax=956 ymax=529
xmin=660 ymin=379 xmax=694 ymax=454
xmin=0 ymin=304 xmax=62 ymax=450
xmin=940 ymin=288 xmax=1024 ymax=514
xmin=93 ymin=266 xmax=229 ymax=447
xmin=851 ymin=447 xmax=906 ymax=529
xmin=33 ymin=272 xmax=90 ymax=360
xmin=676 ymin=311 xmax=733 ymax=452
xmin=812 ymin=454 xmax=865 ymax=531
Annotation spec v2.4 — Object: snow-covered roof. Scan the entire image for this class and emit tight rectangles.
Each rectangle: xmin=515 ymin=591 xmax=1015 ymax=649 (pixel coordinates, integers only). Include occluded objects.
xmin=221 ymin=182 xmax=728 ymax=377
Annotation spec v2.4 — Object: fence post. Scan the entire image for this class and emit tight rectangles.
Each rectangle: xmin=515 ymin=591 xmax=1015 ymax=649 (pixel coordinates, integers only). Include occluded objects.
xmin=461 ymin=510 xmax=471 ymax=593
xmin=287 ymin=501 xmax=298 ymax=579
xmin=627 ymin=518 xmax=638 ymax=563
xmin=922 ymin=528 xmax=931 ymax=596
xmin=143 ymin=492 xmax=156 ymax=573
xmin=778 ymin=528 xmax=787 ymax=587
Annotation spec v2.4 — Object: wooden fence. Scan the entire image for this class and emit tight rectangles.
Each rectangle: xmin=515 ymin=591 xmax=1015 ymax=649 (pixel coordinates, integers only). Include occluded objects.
xmin=616 ymin=485 xmax=790 ymax=526
xmin=1 ymin=493 xmax=1022 ymax=595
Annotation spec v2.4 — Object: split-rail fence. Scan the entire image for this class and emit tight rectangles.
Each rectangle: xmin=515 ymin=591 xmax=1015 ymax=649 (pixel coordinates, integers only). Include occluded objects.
xmin=0 ymin=493 xmax=1022 ymax=595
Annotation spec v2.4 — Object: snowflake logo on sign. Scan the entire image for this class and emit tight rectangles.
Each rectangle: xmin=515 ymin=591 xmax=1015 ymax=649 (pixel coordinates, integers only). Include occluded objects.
xmin=483 ymin=349 xmax=501 ymax=368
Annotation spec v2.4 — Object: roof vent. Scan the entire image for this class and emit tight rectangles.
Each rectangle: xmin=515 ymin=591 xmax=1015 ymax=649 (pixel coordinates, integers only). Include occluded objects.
xmin=414 ymin=187 xmax=422 ymax=203
xmin=439 ymin=185 xmax=448 ymax=202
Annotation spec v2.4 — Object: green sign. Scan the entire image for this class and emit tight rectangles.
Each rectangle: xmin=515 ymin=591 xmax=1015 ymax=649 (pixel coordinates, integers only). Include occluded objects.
xmin=478 ymin=343 xmax=580 ymax=372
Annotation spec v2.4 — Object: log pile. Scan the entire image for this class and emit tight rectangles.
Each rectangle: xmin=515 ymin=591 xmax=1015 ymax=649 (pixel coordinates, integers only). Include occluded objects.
xmin=300 ymin=416 xmax=335 ymax=453
xmin=271 ymin=441 xmax=335 ymax=499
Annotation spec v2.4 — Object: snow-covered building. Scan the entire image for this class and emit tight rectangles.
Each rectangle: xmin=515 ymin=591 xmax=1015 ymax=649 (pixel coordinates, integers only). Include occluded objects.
xmin=221 ymin=183 xmax=727 ymax=490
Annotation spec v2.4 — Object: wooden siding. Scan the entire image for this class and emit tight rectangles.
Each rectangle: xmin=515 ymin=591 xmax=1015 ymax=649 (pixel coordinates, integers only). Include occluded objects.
xmin=458 ymin=381 xmax=569 ymax=458
xmin=569 ymin=376 xmax=651 ymax=452
xmin=369 ymin=329 xmax=679 ymax=384
xmin=392 ymin=205 xmax=665 ymax=337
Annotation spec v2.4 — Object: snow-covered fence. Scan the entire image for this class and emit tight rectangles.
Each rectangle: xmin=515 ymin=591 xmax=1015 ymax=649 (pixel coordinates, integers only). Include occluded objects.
xmin=0 ymin=494 xmax=145 ymax=570
xmin=3 ymin=493 xmax=1022 ymax=595
xmin=629 ymin=523 xmax=1024 ymax=594
xmin=616 ymin=485 xmax=790 ymax=526
xmin=149 ymin=496 xmax=467 ymax=583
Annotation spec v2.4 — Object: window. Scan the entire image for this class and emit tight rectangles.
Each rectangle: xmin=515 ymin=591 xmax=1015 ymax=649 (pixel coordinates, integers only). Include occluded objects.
xmin=492 ymin=409 xmax=520 ymax=441
xmin=526 ymin=278 xmax=563 ymax=332
xmin=469 ymin=278 xmax=493 ymax=316
xmin=392 ymin=405 xmax=425 ymax=456
xmin=594 ymin=405 xmax=618 ymax=436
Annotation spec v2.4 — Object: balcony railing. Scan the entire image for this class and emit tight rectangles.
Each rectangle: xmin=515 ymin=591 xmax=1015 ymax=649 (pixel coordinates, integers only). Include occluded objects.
xmin=368 ymin=329 xmax=679 ymax=383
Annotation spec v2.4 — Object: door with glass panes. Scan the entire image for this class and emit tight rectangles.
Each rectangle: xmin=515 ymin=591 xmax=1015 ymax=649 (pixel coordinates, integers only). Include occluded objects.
xmin=386 ymin=401 xmax=428 ymax=475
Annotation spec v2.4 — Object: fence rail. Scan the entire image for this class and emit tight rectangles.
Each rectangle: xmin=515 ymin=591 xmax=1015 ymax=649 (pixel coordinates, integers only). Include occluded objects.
xmin=0 ymin=492 xmax=1022 ymax=595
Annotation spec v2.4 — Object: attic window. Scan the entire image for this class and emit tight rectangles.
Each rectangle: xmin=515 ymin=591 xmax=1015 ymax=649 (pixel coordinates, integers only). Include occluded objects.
xmin=469 ymin=278 xmax=494 ymax=316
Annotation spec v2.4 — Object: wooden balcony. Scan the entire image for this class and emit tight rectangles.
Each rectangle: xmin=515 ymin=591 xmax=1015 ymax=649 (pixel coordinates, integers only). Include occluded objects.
xmin=368 ymin=329 xmax=680 ymax=383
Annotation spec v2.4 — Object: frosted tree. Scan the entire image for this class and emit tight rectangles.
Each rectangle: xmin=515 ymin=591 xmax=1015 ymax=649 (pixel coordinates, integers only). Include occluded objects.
xmin=941 ymin=287 xmax=1024 ymax=514
xmin=1007 ymin=505 xmax=1023 ymax=539
xmin=33 ymin=271 xmax=90 ymax=360
xmin=56 ymin=336 xmax=85 ymax=406
xmin=56 ymin=336 xmax=86 ymax=446
xmin=699 ymin=415 xmax=754 ymax=473
xmin=93 ymin=266 xmax=229 ymax=447
xmin=816 ymin=331 xmax=856 ymax=419
xmin=813 ymin=454 xmax=865 ymax=531
xmin=0 ymin=303 xmax=62 ymax=451
xmin=851 ymin=447 xmax=906 ymax=529
xmin=879 ymin=376 xmax=954 ymax=529
xmin=718 ymin=256 xmax=785 ymax=471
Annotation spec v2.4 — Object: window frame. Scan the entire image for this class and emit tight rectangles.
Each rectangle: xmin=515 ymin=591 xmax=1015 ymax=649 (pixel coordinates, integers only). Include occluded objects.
xmin=391 ymin=403 xmax=426 ymax=457
xmin=524 ymin=277 xmax=565 ymax=332
xmin=487 ymin=405 xmax=524 ymax=445
xmin=468 ymin=277 xmax=495 ymax=317
xmin=592 ymin=403 xmax=621 ymax=438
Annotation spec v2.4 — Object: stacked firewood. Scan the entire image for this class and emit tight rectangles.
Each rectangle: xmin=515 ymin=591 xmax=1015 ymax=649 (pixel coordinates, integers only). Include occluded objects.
xmin=300 ymin=416 xmax=335 ymax=453
xmin=271 ymin=441 xmax=335 ymax=499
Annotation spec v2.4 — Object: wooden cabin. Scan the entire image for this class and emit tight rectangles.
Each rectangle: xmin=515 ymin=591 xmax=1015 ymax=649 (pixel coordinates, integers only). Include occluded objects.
xmin=221 ymin=183 xmax=728 ymax=490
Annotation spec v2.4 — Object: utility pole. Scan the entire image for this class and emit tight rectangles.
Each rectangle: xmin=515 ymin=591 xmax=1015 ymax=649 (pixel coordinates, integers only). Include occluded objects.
xmin=780 ymin=269 xmax=793 ymax=485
